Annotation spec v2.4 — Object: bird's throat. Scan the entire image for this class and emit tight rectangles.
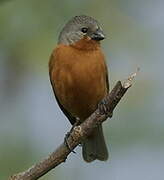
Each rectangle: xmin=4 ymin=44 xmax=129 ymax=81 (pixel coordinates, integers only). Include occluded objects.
xmin=70 ymin=36 xmax=100 ymax=51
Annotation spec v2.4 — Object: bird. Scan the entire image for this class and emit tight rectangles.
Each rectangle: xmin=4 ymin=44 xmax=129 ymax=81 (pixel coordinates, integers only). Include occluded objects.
xmin=49 ymin=15 xmax=109 ymax=162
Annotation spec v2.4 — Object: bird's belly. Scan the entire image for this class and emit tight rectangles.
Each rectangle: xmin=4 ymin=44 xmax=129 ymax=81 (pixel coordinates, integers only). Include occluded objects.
xmin=55 ymin=62 xmax=107 ymax=120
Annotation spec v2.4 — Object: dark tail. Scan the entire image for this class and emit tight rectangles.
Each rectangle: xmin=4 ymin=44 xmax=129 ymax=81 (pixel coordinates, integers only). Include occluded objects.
xmin=82 ymin=125 xmax=108 ymax=162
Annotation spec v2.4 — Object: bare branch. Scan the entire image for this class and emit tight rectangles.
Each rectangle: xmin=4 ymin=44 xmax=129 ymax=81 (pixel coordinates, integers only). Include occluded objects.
xmin=9 ymin=71 xmax=137 ymax=180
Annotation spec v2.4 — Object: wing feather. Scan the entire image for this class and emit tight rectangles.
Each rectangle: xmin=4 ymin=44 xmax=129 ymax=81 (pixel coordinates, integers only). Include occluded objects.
xmin=49 ymin=53 xmax=76 ymax=125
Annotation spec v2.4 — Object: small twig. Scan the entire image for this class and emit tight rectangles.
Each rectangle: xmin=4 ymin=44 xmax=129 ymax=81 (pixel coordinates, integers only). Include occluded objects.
xmin=9 ymin=71 xmax=137 ymax=180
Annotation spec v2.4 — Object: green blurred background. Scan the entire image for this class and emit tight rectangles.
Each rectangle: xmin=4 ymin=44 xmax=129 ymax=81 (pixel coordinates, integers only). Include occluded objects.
xmin=0 ymin=0 xmax=163 ymax=179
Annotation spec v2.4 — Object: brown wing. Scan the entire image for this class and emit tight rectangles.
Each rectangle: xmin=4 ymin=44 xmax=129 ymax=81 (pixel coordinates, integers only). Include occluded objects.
xmin=105 ymin=63 xmax=109 ymax=93
xmin=49 ymin=53 xmax=76 ymax=125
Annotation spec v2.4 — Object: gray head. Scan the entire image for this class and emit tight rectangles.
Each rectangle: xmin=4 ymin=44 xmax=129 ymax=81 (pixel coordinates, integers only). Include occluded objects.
xmin=58 ymin=15 xmax=105 ymax=45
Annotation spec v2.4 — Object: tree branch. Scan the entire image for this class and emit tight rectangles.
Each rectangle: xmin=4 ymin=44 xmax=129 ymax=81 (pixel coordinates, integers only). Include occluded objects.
xmin=9 ymin=71 xmax=137 ymax=180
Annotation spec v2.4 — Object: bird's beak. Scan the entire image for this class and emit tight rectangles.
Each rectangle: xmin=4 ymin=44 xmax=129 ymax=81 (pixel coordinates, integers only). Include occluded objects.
xmin=90 ymin=29 xmax=105 ymax=41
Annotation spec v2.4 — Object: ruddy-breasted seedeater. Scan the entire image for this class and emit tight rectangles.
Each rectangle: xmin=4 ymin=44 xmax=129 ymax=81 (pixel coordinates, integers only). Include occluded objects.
xmin=49 ymin=15 xmax=109 ymax=162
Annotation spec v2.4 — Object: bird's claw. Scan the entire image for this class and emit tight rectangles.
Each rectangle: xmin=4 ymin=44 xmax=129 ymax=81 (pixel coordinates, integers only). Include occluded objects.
xmin=98 ymin=98 xmax=113 ymax=118
xmin=64 ymin=132 xmax=76 ymax=153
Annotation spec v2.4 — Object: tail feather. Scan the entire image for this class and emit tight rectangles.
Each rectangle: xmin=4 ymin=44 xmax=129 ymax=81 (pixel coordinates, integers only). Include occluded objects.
xmin=82 ymin=125 xmax=108 ymax=162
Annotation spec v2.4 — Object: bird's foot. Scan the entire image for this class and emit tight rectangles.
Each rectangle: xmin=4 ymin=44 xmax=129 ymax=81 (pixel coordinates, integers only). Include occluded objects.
xmin=64 ymin=117 xmax=81 ymax=153
xmin=98 ymin=98 xmax=113 ymax=118
xmin=64 ymin=132 xmax=76 ymax=153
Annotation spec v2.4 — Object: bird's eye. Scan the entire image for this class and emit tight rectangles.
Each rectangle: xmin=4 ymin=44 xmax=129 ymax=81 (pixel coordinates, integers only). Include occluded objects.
xmin=81 ymin=27 xmax=88 ymax=33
